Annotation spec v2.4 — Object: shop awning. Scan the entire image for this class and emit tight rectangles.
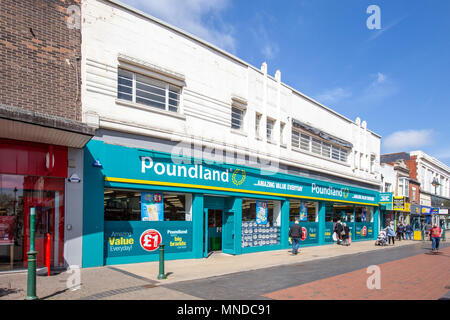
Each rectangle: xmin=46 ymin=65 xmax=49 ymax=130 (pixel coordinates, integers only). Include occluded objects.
xmin=0 ymin=104 xmax=96 ymax=148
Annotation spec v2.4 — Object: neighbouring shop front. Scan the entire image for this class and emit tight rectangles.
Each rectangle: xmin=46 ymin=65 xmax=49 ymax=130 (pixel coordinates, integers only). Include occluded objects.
xmin=0 ymin=139 xmax=67 ymax=272
xmin=82 ymin=140 xmax=380 ymax=268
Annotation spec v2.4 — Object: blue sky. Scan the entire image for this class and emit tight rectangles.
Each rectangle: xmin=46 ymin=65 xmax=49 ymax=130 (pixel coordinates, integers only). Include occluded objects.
xmin=121 ymin=0 xmax=450 ymax=166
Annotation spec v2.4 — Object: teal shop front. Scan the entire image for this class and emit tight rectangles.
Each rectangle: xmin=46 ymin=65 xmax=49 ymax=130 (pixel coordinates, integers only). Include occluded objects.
xmin=82 ymin=140 xmax=380 ymax=268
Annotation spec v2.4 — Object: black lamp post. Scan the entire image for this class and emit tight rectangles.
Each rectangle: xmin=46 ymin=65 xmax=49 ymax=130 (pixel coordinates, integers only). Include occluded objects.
xmin=431 ymin=177 xmax=441 ymax=226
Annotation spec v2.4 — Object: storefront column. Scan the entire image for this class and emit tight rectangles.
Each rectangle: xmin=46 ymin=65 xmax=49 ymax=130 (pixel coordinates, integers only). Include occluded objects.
xmin=228 ymin=197 xmax=242 ymax=255
xmin=82 ymin=145 xmax=105 ymax=268
xmin=352 ymin=205 xmax=356 ymax=241
xmin=318 ymin=202 xmax=326 ymax=245
xmin=192 ymin=194 xmax=204 ymax=259
xmin=281 ymin=199 xmax=290 ymax=248
xmin=374 ymin=206 xmax=380 ymax=240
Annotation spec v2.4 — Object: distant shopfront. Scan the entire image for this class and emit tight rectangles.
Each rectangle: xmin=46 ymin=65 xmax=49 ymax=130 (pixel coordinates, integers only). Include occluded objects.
xmin=0 ymin=139 xmax=67 ymax=272
xmin=82 ymin=140 xmax=380 ymax=268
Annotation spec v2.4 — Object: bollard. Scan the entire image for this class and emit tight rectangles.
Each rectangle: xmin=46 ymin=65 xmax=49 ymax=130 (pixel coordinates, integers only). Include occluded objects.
xmin=46 ymin=233 xmax=51 ymax=277
xmin=157 ymin=244 xmax=167 ymax=280
xmin=26 ymin=207 xmax=38 ymax=300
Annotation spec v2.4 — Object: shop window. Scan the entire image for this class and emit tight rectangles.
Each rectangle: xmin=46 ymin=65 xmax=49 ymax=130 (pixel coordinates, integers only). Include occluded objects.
xmin=104 ymin=189 xmax=190 ymax=221
xmin=330 ymin=204 xmax=354 ymax=222
xmin=241 ymin=199 xmax=281 ymax=248
xmin=355 ymin=206 xmax=373 ymax=222
xmin=0 ymin=174 xmax=65 ymax=271
xmin=289 ymin=201 xmax=318 ymax=222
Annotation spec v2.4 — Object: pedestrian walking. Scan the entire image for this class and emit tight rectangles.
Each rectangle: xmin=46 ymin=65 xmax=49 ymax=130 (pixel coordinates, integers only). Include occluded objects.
xmin=342 ymin=223 xmax=350 ymax=246
xmin=289 ymin=219 xmax=302 ymax=255
xmin=405 ymin=223 xmax=413 ymax=240
xmin=333 ymin=220 xmax=344 ymax=245
xmin=429 ymin=223 xmax=442 ymax=252
xmin=387 ymin=221 xmax=396 ymax=245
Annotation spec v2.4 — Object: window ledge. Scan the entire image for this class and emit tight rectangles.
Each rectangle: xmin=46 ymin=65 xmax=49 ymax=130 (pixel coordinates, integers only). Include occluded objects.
xmin=116 ymin=99 xmax=186 ymax=120
xmin=267 ymin=139 xmax=277 ymax=145
xmin=230 ymin=128 xmax=248 ymax=137
xmin=255 ymin=135 xmax=262 ymax=141
xmin=280 ymin=143 xmax=287 ymax=149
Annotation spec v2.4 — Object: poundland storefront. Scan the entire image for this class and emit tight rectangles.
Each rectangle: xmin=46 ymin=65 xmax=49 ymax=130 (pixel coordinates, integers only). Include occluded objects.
xmin=82 ymin=140 xmax=380 ymax=268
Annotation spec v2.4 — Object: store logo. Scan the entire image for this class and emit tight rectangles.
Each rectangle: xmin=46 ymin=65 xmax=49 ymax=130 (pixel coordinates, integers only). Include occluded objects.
xmin=301 ymin=227 xmax=307 ymax=241
xmin=140 ymin=229 xmax=162 ymax=252
xmin=141 ymin=156 xmax=229 ymax=183
xmin=232 ymin=169 xmax=246 ymax=186
xmin=343 ymin=188 xmax=350 ymax=199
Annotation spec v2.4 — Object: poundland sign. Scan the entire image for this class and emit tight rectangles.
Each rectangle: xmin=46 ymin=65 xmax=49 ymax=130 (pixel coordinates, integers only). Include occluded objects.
xmin=94 ymin=141 xmax=378 ymax=205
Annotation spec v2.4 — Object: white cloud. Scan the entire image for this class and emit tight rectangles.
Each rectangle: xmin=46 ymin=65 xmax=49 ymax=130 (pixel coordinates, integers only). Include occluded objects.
xmin=122 ymin=0 xmax=236 ymax=53
xmin=376 ymin=72 xmax=386 ymax=84
xmin=261 ymin=43 xmax=279 ymax=60
xmin=383 ymin=129 xmax=434 ymax=152
xmin=315 ymin=87 xmax=352 ymax=104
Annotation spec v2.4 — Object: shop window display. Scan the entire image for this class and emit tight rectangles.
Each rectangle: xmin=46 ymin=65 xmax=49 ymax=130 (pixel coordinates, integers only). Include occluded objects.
xmin=104 ymin=189 xmax=190 ymax=221
xmin=241 ymin=199 xmax=281 ymax=248
xmin=289 ymin=201 xmax=318 ymax=222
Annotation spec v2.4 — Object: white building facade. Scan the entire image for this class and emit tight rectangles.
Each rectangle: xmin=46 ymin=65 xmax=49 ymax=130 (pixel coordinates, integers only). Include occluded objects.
xmin=75 ymin=0 xmax=382 ymax=268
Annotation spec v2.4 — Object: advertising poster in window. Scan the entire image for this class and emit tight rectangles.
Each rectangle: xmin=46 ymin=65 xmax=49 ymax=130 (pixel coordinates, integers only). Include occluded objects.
xmin=104 ymin=221 xmax=193 ymax=260
xmin=141 ymin=193 xmax=164 ymax=221
xmin=256 ymin=201 xmax=268 ymax=225
xmin=0 ymin=216 xmax=14 ymax=245
xmin=299 ymin=201 xmax=307 ymax=221
xmin=362 ymin=207 xmax=367 ymax=222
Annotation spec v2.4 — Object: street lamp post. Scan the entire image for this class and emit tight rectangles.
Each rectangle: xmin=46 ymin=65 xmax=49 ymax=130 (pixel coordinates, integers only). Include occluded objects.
xmin=431 ymin=178 xmax=443 ymax=240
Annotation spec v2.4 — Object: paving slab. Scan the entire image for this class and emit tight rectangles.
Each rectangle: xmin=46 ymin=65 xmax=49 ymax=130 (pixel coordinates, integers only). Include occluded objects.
xmin=0 ymin=239 xmax=439 ymax=300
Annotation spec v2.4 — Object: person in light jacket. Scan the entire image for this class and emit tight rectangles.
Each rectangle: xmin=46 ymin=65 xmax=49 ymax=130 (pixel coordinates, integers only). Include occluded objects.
xmin=387 ymin=221 xmax=396 ymax=245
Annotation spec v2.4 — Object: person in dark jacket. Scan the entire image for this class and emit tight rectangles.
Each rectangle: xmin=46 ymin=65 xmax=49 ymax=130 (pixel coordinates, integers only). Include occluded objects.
xmin=289 ymin=220 xmax=302 ymax=255
xmin=405 ymin=223 xmax=413 ymax=240
xmin=342 ymin=223 xmax=350 ymax=246
xmin=334 ymin=220 xmax=344 ymax=245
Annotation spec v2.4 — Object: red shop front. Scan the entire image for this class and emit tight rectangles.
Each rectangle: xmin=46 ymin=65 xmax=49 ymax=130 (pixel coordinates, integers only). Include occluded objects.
xmin=0 ymin=138 xmax=67 ymax=271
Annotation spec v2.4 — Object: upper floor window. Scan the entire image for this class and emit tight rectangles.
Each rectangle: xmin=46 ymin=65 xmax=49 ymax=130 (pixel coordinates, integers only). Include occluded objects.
xmin=291 ymin=129 xmax=349 ymax=163
xmin=118 ymin=68 xmax=181 ymax=112
xmin=267 ymin=118 xmax=275 ymax=141
xmin=398 ymin=177 xmax=409 ymax=197
xmin=231 ymin=106 xmax=245 ymax=131
xmin=384 ymin=183 xmax=391 ymax=193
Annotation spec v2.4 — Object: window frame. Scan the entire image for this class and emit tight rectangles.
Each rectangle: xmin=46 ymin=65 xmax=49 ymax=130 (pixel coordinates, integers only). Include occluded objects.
xmin=231 ymin=106 xmax=245 ymax=131
xmin=291 ymin=128 xmax=350 ymax=164
xmin=117 ymin=67 xmax=182 ymax=114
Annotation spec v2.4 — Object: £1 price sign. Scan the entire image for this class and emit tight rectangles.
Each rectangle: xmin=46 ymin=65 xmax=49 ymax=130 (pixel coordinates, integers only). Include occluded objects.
xmin=140 ymin=229 xmax=162 ymax=252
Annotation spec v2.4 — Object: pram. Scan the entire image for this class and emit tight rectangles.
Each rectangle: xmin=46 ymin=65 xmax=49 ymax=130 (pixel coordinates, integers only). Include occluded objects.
xmin=375 ymin=229 xmax=388 ymax=246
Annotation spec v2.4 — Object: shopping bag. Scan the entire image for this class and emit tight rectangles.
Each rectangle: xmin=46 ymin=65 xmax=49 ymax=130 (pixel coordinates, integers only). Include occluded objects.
xmin=332 ymin=232 xmax=337 ymax=241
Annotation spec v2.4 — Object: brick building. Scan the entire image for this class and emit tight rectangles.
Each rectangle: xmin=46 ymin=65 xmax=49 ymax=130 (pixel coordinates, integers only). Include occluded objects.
xmin=0 ymin=1 xmax=94 ymax=271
